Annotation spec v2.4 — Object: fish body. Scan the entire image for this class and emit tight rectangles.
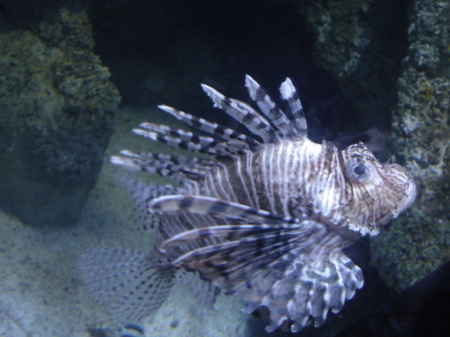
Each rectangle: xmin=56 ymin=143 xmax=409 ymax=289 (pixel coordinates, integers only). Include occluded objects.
xmin=80 ymin=75 xmax=416 ymax=332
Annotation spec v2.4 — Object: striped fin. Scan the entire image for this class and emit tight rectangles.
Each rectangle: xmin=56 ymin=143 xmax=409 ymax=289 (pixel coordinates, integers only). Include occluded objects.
xmin=279 ymin=77 xmax=307 ymax=137
xmin=132 ymin=127 xmax=241 ymax=160
xmin=245 ymin=74 xmax=298 ymax=138
xmin=111 ymin=151 xmax=217 ymax=182
xmin=159 ymin=223 xmax=304 ymax=253
xmin=239 ymin=248 xmax=364 ymax=332
xmin=156 ymin=221 xmax=364 ymax=333
xmin=136 ymin=122 xmax=249 ymax=156
xmin=167 ymin=225 xmax=303 ymax=284
xmin=158 ymin=104 xmax=260 ymax=148
xmin=78 ymin=248 xmax=175 ymax=323
xmin=201 ymin=84 xmax=279 ymax=143
xmin=149 ymin=195 xmax=296 ymax=224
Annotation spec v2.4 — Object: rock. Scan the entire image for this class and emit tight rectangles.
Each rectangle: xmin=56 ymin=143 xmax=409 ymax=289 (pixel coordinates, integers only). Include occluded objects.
xmin=371 ymin=0 xmax=450 ymax=291
xmin=0 ymin=3 xmax=121 ymax=226
xmin=290 ymin=0 xmax=409 ymax=132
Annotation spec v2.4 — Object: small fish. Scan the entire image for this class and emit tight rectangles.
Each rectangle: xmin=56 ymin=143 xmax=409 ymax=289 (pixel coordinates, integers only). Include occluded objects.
xmin=87 ymin=322 xmax=144 ymax=337
xmin=79 ymin=75 xmax=416 ymax=332
xmin=119 ymin=323 xmax=145 ymax=337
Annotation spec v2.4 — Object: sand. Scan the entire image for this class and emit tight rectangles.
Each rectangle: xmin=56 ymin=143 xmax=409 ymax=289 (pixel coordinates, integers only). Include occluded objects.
xmin=0 ymin=105 xmax=267 ymax=337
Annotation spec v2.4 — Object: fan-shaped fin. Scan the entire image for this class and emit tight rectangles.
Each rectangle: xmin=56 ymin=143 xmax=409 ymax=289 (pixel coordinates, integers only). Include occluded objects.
xmin=78 ymin=248 xmax=175 ymax=323
xmin=111 ymin=151 xmax=217 ymax=182
xmin=279 ymin=77 xmax=307 ymax=137
xmin=169 ymin=226 xmax=305 ymax=281
xmin=157 ymin=104 xmax=260 ymax=148
xmin=245 ymin=75 xmax=298 ymax=139
xmin=164 ymin=221 xmax=323 ymax=293
xmin=156 ymin=220 xmax=364 ymax=333
xmin=159 ymin=223 xmax=305 ymax=253
xmin=201 ymin=84 xmax=279 ymax=143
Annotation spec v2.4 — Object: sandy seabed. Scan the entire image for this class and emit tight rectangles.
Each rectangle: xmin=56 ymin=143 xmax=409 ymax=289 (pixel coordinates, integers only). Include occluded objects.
xmin=0 ymin=105 xmax=264 ymax=337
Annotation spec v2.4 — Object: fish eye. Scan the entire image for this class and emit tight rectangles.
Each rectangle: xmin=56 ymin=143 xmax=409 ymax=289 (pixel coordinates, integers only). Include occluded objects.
xmin=346 ymin=159 xmax=370 ymax=181
xmin=353 ymin=164 xmax=366 ymax=176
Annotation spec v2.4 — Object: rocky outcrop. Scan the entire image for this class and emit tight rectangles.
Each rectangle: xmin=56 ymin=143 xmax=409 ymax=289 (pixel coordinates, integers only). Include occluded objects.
xmin=290 ymin=0 xmax=409 ymax=132
xmin=0 ymin=3 xmax=120 ymax=226
xmin=371 ymin=0 xmax=450 ymax=291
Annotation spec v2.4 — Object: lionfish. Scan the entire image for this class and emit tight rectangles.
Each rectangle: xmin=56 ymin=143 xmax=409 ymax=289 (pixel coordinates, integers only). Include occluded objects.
xmin=79 ymin=75 xmax=416 ymax=332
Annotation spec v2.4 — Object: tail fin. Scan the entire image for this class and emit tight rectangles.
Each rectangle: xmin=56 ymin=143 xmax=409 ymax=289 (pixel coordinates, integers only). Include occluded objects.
xmin=78 ymin=248 xmax=175 ymax=322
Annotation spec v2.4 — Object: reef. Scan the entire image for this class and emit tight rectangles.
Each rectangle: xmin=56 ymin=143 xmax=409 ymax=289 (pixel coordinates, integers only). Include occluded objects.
xmin=0 ymin=1 xmax=120 ymax=226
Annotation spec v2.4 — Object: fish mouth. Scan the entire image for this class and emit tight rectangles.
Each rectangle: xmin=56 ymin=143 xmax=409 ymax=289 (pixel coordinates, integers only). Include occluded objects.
xmin=398 ymin=176 xmax=417 ymax=214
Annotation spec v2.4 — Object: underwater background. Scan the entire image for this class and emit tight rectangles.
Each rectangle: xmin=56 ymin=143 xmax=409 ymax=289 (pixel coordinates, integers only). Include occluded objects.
xmin=0 ymin=0 xmax=448 ymax=336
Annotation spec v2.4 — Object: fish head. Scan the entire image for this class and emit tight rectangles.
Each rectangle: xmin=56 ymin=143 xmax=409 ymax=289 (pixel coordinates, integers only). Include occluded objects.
xmin=342 ymin=142 xmax=417 ymax=236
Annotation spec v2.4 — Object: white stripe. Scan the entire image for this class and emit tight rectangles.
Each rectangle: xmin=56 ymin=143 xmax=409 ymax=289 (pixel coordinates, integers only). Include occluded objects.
xmin=261 ymin=146 xmax=270 ymax=211
xmin=276 ymin=142 xmax=284 ymax=215
xmin=214 ymin=167 xmax=232 ymax=201
xmin=235 ymin=157 xmax=253 ymax=207
xmin=281 ymin=142 xmax=290 ymax=217
xmin=267 ymin=145 xmax=276 ymax=212
xmin=245 ymin=151 xmax=259 ymax=209
xmin=218 ymin=163 xmax=238 ymax=203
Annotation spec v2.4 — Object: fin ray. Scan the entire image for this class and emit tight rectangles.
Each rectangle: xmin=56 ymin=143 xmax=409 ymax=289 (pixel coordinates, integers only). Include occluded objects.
xmin=201 ymin=84 xmax=279 ymax=143
xmin=158 ymin=104 xmax=261 ymax=148
xmin=112 ymin=151 xmax=217 ymax=182
xmin=132 ymin=127 xmax=240 ymax=160
xmin=279 ymin=77 xmax=307 ymax=137
xmin=156 ymin=220 xmax=364 ymax=333
xmin=149 ymin=195 xmax=296 ymax=224
xmin=78 ymin=248 xmax=174 ymax=322
xmin=159 ymin=223 xmax=304 ymax=252
xmin=245 ymin=74 xmax=298 ymax=138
